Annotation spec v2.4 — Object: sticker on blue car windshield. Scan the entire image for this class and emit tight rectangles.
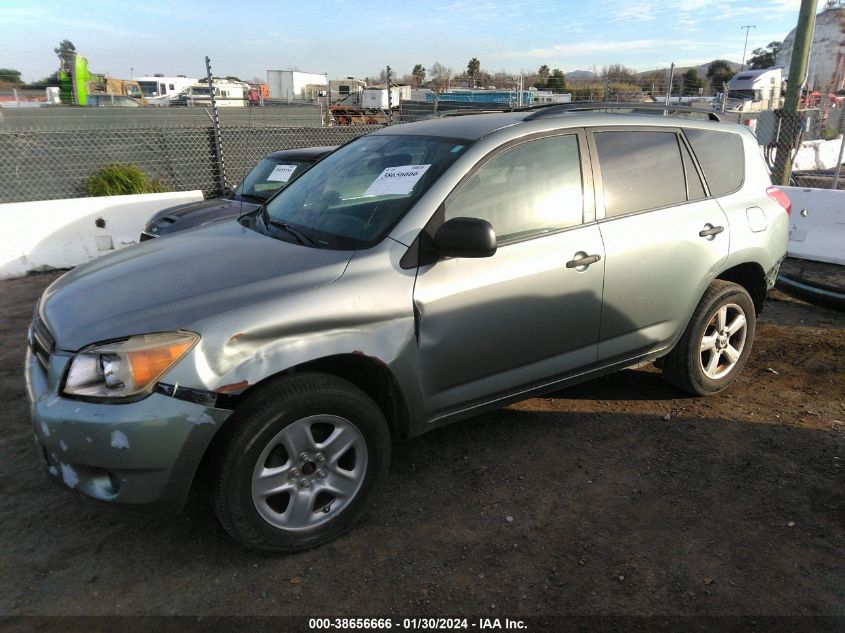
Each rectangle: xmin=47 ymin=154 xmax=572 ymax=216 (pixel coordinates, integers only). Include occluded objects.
xmin=266 ymin=164 xmax=298 ymax=182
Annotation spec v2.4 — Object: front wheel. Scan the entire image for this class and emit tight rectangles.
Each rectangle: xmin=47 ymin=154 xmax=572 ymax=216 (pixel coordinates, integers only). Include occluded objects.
xmin=662 ymin=280 xmax=756 ymax=395
xmin=212 ymin=373 xmax=391 ymax=553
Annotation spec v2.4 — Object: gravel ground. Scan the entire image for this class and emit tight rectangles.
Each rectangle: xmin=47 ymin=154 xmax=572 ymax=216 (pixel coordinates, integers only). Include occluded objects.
xmin=0 ymin=272 xmax=843 ymax=619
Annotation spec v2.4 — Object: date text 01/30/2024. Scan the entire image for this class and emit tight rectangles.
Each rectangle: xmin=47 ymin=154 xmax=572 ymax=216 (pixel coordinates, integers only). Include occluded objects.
xmin=308 ymin=618 xmax=527 ymax=630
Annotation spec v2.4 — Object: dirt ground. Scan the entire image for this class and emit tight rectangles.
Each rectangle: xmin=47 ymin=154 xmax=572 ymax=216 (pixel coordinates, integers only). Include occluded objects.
xmin=0 ymin=271 xmax=842 ymax=619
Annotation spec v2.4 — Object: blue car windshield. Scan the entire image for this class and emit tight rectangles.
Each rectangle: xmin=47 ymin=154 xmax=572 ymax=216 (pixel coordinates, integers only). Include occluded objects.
xmin=262 ymin=134 xmax=471 ymax=249
xmin=235 ymin=157 xmax=316 ymax=202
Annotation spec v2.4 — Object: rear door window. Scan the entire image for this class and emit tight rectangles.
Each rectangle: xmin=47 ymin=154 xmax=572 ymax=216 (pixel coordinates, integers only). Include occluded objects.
xmin=594 ymin=131 xmax=687 ymax=217
xmin=684 ymin=129 xmax=745 ymax=196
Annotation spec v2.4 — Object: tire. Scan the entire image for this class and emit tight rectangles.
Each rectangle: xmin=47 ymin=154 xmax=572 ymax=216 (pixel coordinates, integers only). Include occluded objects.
xmin=662 ymin=280 xmax=756 ymax=396
xmin=212 ymin=373 xmax=391 ymax=553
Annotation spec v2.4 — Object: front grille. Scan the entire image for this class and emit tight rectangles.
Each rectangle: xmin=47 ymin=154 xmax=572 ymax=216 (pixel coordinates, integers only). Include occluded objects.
xmin=29 ymin=316 xmax=54 ymax=373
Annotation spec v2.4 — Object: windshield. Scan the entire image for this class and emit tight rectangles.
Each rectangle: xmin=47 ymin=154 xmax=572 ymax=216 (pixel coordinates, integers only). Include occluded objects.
xmin=728 ymin=89 xmax=757 ymax=100
xmin=138 ymin=81 xmax=158 ymax=96
xmin=235 ymin=157 xmax=317 ymax=201
xmin=263 ymin=134 xmax=470 ymax=249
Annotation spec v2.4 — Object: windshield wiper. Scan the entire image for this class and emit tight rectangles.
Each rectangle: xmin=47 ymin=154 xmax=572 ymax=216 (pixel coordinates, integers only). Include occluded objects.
xmin=238 ymin=192 xmax=266 ymax=204
xmin=267 ymin=220 xmax=316 ymax=246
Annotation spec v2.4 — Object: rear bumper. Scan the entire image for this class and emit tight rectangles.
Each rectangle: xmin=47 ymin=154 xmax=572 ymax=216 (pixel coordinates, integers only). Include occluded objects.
xmin=25 ymin=349 xmax=232 ymax=512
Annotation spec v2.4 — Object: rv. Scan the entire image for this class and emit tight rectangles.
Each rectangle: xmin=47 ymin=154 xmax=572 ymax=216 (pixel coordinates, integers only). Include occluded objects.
xmin=172 ymin=79 xmax=249 ymax=107
xmin=135 ymin=75 xmax=197 ymax=105
xmin=726 ymin=67 xmax=784 ymax=112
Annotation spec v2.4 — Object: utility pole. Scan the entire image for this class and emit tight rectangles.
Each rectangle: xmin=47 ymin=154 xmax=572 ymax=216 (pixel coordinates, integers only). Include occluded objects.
xmin=386 ymin=65 xmax=393 ymax=125
xmin=665 ymin=62 xmax=675 ymax=106
xmin=772 ymin=0 xmax=817 ymax=185
xmin=740 ymin=25 xmax=756 ymax=71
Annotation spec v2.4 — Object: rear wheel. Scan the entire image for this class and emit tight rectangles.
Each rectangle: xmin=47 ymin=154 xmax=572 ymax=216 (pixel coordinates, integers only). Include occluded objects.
xmin=663 ymin=280 xmax=756 ymax=395
xmin=212 ymin=373 xmax=391 ymax=553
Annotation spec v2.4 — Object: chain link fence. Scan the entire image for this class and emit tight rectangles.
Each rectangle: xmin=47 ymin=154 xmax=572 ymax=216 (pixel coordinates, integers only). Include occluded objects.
xmin=0 ymin=108 xmax=379 ymax=203
xmin=722 ymin=104 xmax=845 ymax=189
xmin=3 ymin=98 xmax=845 ymax=203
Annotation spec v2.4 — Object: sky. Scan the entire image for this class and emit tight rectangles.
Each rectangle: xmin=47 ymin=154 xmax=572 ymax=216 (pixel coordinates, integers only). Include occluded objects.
xmin=0 ymin=0 xmax=825 ymax=83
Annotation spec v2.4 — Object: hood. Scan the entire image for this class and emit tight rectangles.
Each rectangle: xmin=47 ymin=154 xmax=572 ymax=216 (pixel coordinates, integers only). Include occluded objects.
xmin=41 ymin=220 xmax=354 ymax=351
xmin=146 ymin=198 xmax=259 ymax=231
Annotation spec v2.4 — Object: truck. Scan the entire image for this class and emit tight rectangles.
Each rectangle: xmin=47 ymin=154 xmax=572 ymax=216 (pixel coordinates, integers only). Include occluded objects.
xmin=725 ymin=67 xmax=784 ymax=112
xmin=58 ymin=53 xmax=146 ymax=106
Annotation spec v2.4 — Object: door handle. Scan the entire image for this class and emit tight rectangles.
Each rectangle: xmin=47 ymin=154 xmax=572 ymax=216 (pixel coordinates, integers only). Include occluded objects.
xmin=699 ymin=225 xmax=724 ymax=237
xmin=566 ymin=254 xmax=601 ymax=269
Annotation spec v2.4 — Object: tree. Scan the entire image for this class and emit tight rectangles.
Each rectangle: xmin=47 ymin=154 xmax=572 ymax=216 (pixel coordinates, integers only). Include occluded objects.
xmin=27 ymin=71 xmax=60 ymax=88
xmin=0 ymin=68 xmax=23 ymax=85
xmin=706 ymin=60 xmax=735 ymax=91
xmin=54 ymin=39 xmax=76 ymax=74
xmin=681 ymin=69 xmax=704 ymax=95
xmin=546 ymin=68 xmax=567 ymax=93
xmin=538 ymin=64 xmax=550 ymax=81
xmin=467 ymin=57 xmax=480 ymax=80
xmin=224 ymin=75 xmax=243 ymax=83
xmin=748 ymin=41 xmax=781 ymax=70
xmin=428 ymin=62 xmax=452 ymax=89
xmin=412 ymin=64 xmax=426 ymax=86
xmin=600 ymin=64 xmax=637 ymax=83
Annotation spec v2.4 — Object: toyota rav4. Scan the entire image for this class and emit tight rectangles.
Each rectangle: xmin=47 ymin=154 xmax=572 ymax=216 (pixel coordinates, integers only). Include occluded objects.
xmin=26 ymin=107 xmax=789 ymax=552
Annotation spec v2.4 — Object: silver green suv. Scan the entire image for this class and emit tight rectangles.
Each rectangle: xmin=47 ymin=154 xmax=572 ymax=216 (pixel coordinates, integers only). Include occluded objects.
xmin=26 ymin=108 xmax=789 ymax=552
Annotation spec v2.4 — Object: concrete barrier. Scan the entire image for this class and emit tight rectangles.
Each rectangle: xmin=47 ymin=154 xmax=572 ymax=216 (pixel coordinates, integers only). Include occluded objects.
xmin=0 ymin=190 xmax=203 ymax=280
xmin=782 ymin=186 xmax=845 ymax=265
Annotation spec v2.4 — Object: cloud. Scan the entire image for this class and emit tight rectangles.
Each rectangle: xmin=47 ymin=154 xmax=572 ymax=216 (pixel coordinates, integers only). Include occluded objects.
xmin=505 ymin=38 xmax=700 ymax=59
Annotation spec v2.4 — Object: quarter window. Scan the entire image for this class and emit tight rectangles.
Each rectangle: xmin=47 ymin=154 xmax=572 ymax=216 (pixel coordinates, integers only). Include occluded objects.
xmin=445 ymin=135 xmax=584 ymax=243
xmin=684 ymin=129 xmax=745 ymax=196
xmin=595 ymin=131 xmax=687 ymax=217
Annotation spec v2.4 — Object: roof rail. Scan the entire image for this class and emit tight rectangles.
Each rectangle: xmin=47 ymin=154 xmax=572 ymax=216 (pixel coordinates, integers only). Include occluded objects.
xmin=514 ymin=102 xmax=725 ymax=123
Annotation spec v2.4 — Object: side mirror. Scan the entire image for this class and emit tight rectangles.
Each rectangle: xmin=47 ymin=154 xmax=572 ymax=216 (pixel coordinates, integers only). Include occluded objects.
xmin=433 ymin=217 xmax=497 ymax=259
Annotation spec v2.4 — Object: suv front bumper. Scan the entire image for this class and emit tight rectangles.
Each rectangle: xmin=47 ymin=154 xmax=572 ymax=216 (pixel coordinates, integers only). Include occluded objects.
xmin=25 ymin=349 xmax=232 ymax=512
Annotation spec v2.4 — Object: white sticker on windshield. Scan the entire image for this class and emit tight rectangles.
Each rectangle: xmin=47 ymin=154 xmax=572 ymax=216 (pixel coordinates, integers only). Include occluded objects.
xmin=266 ymin=164 xmax=298 ymax=182
xmin=363 ymin=164 xmax=431 ymax=197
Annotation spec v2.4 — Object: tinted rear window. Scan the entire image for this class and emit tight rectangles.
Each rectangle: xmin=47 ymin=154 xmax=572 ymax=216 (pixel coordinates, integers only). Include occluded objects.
xmin=595 ymin=131 xmax=687 ymax=217
xmin=684 ymin=129 xmax=745 ymax=196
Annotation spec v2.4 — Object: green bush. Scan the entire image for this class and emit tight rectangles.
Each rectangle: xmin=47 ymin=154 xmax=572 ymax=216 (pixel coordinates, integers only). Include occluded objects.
xmin=85 ymin=163 xmax=169 ymax=197
xmin=822 ymin=127 xmax=842 ymax=141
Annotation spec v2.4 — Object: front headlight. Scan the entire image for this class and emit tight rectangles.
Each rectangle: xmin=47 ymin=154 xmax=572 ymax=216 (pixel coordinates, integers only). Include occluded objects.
xmin=63 ymin=331 xmax=198 ymax=399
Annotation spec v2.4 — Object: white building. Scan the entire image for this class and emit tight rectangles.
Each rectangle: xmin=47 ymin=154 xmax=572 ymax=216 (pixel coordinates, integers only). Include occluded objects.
xmin=266 ymin=70 xmax=328 ymax=101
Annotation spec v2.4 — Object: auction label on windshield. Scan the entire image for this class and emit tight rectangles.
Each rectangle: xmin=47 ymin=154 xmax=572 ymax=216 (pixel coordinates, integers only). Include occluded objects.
xmin=363 ymin=164 xmax=431 ymax=196
xmin=267 ymin=164 xmax=298 ymax=182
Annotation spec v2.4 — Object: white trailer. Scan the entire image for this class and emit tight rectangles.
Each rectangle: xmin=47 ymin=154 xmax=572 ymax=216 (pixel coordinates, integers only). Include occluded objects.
xmin=726 ymin=67 xmax=784 ymax=112
xmin=330 ymin=78 xmax=366 ymax=105
xmin=531 ymin=91 xmax=572 ymax=104
xmin=361 ymin=86 xmax=411 ymax=109
xmin=266 ymin=70 xmax=328 ymax=101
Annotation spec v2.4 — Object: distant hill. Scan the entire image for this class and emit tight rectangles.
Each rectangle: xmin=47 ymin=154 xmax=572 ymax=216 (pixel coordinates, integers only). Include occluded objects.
xmin=565 ymin=70 xmax=596 ymax=80
xmin=636 ymin=60 xmax=741 ymax=79
xmin=562 ymin=61 xmax=740 ymax=84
